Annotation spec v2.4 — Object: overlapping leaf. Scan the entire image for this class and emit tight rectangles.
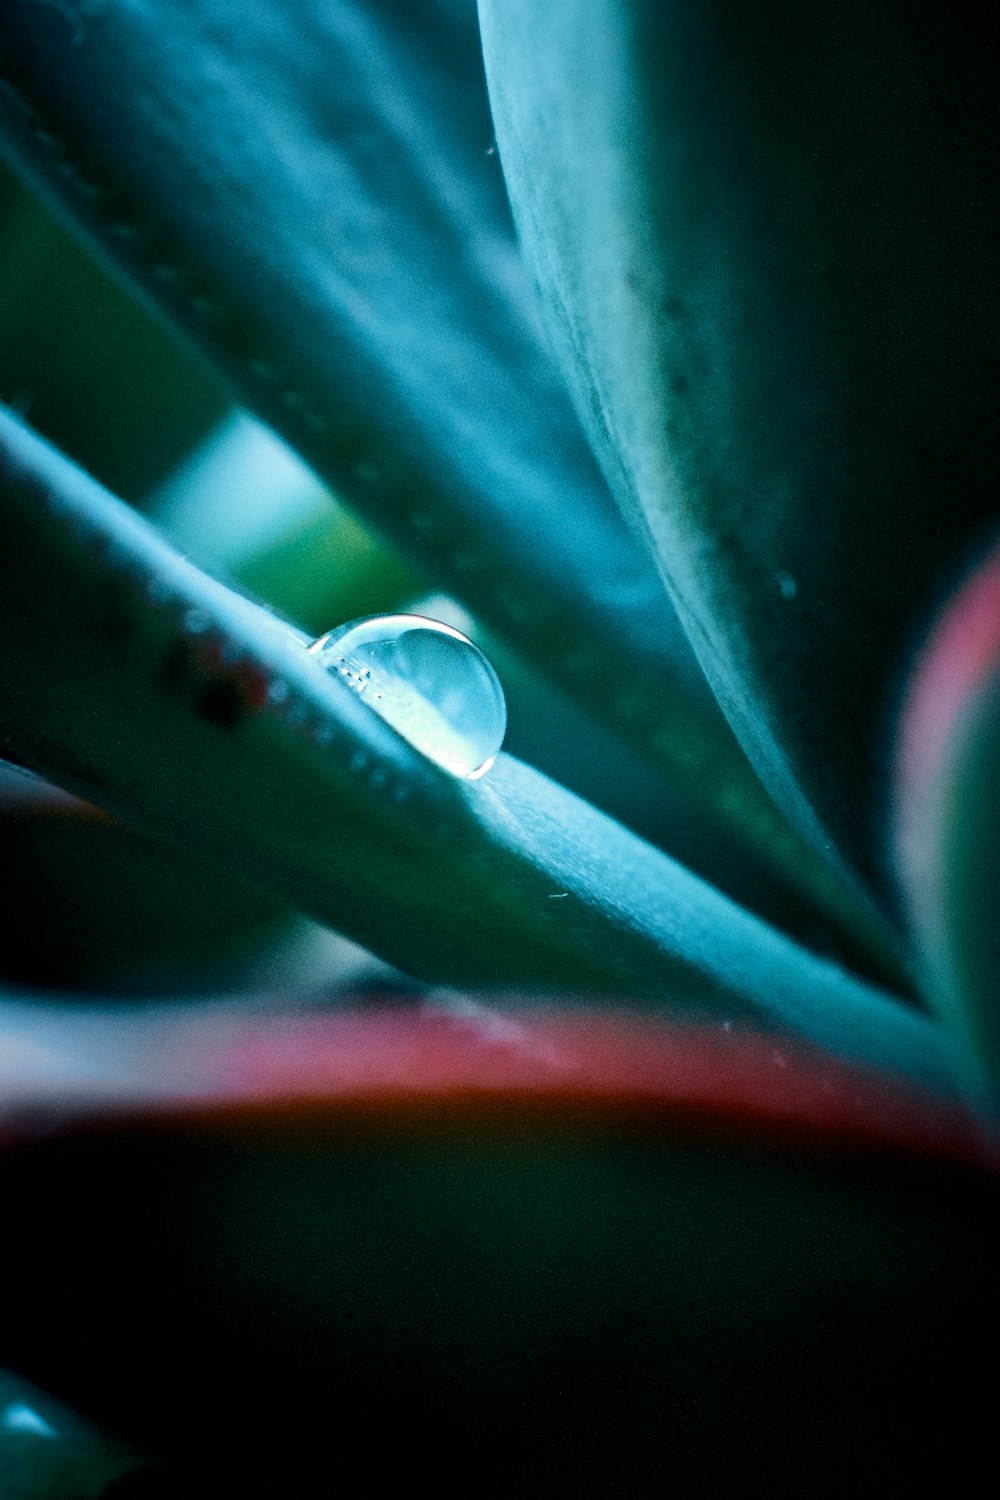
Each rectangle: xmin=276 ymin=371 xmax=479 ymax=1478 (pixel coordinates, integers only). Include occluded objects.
xmin=0 ymin=409 xmax=951 ymax=1086
xmin=0 ymin=0 xmax=898 ymax=967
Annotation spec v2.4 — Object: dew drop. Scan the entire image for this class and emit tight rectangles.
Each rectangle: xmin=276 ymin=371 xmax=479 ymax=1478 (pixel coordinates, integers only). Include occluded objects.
xmin=309 ymin=615 xmax=506 ymax=779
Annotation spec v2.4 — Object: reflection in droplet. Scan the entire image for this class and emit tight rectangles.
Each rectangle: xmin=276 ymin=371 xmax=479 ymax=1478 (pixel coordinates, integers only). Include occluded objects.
xmin=309 ymin=615 xmax=506 ymax=779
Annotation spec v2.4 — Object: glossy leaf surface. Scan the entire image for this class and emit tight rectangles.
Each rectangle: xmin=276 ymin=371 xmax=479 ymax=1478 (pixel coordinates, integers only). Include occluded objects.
xmin=480 ymin=0 xmax=1000 ymax=896
xmin=0 ymin=0 xmax=894 ymax=961
xmin=0 ymin=409 xmax=951 ymax=1085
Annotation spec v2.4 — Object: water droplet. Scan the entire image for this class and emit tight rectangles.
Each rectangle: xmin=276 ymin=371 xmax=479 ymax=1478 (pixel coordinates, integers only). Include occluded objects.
xmin=309 ymin=615 xmax=506 ymax=779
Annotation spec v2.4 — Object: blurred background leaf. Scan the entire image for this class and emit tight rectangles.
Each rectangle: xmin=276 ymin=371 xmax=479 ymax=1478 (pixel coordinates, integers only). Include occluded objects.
xmin=0 ymin=158 xmax=225 ymax=501
xmin=0 ymin=1008 xmax=993 ymax=1493
xmin=895 ymin=539 xmax=1000 ymax=1087
xmin=0 ymin=1367 xmax=139 ymax=1499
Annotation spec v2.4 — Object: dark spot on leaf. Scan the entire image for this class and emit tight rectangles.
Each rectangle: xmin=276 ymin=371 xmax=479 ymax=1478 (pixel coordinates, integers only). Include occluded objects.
xmin=197 ymin=678 xmax=245 ymax=730
xmin=671 ymin=373 xmax=690 ymax=395
xmin=664 ymin=296 xmax=685 ymax=318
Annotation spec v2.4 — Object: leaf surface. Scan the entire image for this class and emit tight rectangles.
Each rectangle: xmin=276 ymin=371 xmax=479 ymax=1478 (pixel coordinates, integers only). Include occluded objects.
xmin=895 ymin=539 xmax=1000 ymax=1087
xmin=0 ymin=0 xmax=895 ymax=964
xmin=480 ymin=0 xmax=1000 ymax=897
xmin=0 ymin=409 xmax=949 ymax=1085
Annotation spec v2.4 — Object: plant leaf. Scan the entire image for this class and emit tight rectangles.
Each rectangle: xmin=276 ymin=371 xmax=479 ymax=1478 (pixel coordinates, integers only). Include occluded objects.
xmin=0 ymin=408 xmax=951 ymax=1086
xmin=0 ymin=1008 xmax=994 ymax=1490
xmin=0 ymin=1367 xmax=139 ymax=1500
xmin=479 ymin=0 xmax=1000 ymax=899
xmin=895 ymin=539 xmax=1000 ymax=1089
xmin=0 ymin=0 xmax=900 ymax=972
xmin=0 ymin=157 xmax=225 ymax=501
xmin=0 ymin=764 xmax=393 ymax=997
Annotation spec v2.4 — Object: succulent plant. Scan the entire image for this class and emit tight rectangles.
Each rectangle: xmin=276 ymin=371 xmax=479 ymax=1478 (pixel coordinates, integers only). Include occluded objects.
xmin=0 ymin=2 xmax=997 ymax=1494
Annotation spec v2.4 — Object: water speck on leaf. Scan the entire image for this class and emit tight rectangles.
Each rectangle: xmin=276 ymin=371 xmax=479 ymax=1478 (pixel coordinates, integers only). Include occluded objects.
xmin=183 ymin=607 xmax=210 ymax=635
xmin=309 ymin=614 xmax=506 ymax=780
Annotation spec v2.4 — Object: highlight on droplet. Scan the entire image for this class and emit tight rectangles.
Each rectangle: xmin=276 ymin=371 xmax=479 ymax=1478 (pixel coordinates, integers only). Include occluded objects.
xmin=308 ymin=614 xmax=506 ymax=779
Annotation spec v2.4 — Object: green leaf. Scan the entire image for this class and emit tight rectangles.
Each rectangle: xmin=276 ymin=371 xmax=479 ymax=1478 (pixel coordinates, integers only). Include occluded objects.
xmin=0 ymin=770 xmax=285 ymax=995
xmin=0 ymin=157 xmax=225 ymax=501
xmin=0 ymin=409 xmax=952 ymax=1086
xmin=0 ymin=0 xmax=901 ymax=975
xmin=895 ymin=540 xmax=1000 ymax=1089
xmin=0 ymin=765 xmax=391 ymax=998
xmin=479 ymin=0 xmax=1000 ymax=898
xmin=150 ymin=410 xmax=421 ymax=636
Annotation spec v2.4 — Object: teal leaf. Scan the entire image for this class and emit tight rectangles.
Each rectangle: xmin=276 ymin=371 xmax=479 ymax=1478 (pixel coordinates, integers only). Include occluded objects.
xmin=0 ymin=408 xmax=951 ymax=1086
xmin=0 ymin=768 xmax=287 ymax=995
xmin=0 ymin=157 xmax=225 ymax=502
xmin=0 ymin=1367 xmax=138 ymax=1499
xmin=0 ymin=0 xmax=898 ymax=970
xmin=0 ymin=765 xmax=390 ymax=998
xmin=479 ymin=0 xmax=1000 ymax=897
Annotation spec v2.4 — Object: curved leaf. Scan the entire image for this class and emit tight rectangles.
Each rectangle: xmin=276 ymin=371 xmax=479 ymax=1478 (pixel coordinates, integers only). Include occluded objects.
xmin=0 ymin=0 xmax=901 ymax=973
xmin=0 ymin=1010 xmax=995 ymax=1491
xmin=479 ymin=0 xmax=1000 ymax=899
xmin=150 ymin=417 xmax=879 ymax=960
xmin=0 ymin=993 xmax=982 ymax=1152
xmin=895 ymin=539 xmax=1000 ymax=1088
xmin=0 ymin=409 xmax=952 ymax=1086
